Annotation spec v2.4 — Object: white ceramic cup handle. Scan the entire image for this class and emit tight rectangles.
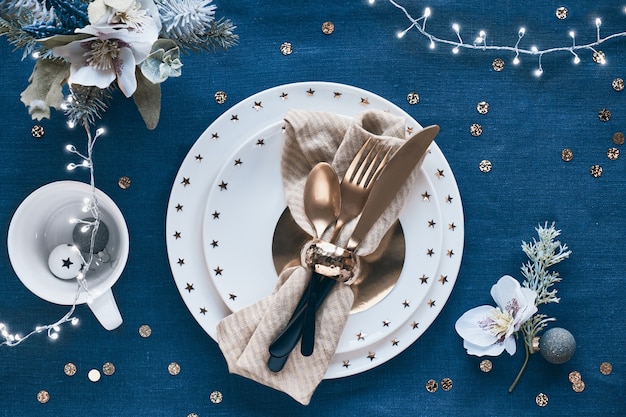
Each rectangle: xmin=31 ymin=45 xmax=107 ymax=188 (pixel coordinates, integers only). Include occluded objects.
xmin=88 ymin=288 xmax=123 ymax=330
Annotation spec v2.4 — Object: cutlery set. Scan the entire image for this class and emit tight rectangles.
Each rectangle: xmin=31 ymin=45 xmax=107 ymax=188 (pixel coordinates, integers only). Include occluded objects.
xmin=268 ymin=125 xmax=440 ymax=372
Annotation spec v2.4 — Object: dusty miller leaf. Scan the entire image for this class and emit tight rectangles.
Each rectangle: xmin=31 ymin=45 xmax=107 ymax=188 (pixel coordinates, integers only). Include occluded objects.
xmin=132 ymin=68 xmax=161 ymax=130
xmin=20 ymin=58 xmax=69 ymax=120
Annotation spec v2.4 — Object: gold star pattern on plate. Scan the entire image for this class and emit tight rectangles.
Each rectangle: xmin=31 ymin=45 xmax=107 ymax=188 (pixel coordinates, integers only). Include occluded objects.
xmin=173 ymin=231 xmax=181 ymax=239
xmin=195 ymin=154 xmax=203 ymax=162
xmin=234 ymin=159 xmax=243 ymax=166
xmin=421 ymin=191 xmax=431 ymax=201
xmin=185 ymin=283 xmax=194 ymax=292
xmin=428 ymin=299 xmax=436 ymax=307
xmin=333 ymin=91 xmax=342 ymax=98
xmin=435 ymin=169 xmax=445 ymax=179
xmin=445 ymin=194 xmax=453 ymax=203
xmin=199 ymin=307 xmax=207 ymax=315
xmin=230 ymin=114 xmax=239 ymax=122
xmin=177 ymin=258 xmax=185 ymax=266
xmin=406 ymin=126 xmax=414 ymax=135
xmin=212 ymin=211 xmax=220 ymax=219
xmin=402 ymin=299 xmax=410 ymax=308
xmin=256 ymin=139 xmax=265 ymax=146
xmin=280 ymin=92 xmax=288 ymax=100
xmin=211 ymin=132 xmax=219 ymax=140
xmin=367 ymin=352 xmax=376 ymax=361
xmin=356 ymin=331 xmax=366 ymax=341
xmin=210 ymin=240 xmax=218 ymax=248
xmin=428 ymin=219 xmax=436 ymax=228
xmin=420 ymin=275 xmax=429 ymax=284
xmin=253 ymin=101 xmax=263 ymax=110
xmin=306 ymin=88 xmax=315 ymax=96
xmin=382 ymin=320 xmax=391 ymax=327
xmin=438 ymin=274 xmax=448 ymax=284
xmin=427 ymin=248 xmax=435 ymax=257
xmin=213 ymin=266 xmax=223 ymax=276
xmin=411 ymin=321 xmax=419 ymax=329
xmin=446 ymin=249 xmax=455 ymax=257
xmin=342 ymin=360 xmax=350 ymax=368
xmin=360 ymin=97 xmax=370 ymax=106
xmin=228 ymin=293 xmax=237 ymax=300
xmin=391 ymin=338 xmax=399 ymax=346
xmin=448 ymin=222 xmax=456 ymax=231
xmin=181 ymin=177 xmax=190 ymax=186
xmin=218 ymin=181 xmax=228 ymax=190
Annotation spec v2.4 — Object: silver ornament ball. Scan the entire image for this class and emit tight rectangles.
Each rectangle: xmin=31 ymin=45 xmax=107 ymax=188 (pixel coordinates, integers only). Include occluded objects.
xmin=539 ymin=327 xmax=576 ymax=364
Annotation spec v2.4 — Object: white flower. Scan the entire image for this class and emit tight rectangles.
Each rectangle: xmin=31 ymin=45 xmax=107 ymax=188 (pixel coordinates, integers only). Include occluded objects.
xmin=88 ymin=0 xmax=162 ymax=35
xmin=455 ymin=275 xmax=538 ymax=356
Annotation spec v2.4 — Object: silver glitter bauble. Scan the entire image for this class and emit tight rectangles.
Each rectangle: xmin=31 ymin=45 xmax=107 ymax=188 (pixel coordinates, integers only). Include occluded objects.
xmin=539 ymin=327 xmax=576 ymax=364
xmin=72 ymin=217 xmax=109 ymax=253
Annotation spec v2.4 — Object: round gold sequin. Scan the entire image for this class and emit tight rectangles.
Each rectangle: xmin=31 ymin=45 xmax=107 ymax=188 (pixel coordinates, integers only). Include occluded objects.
xmin=37 ymin=390 xmax=50 ymax=404
xmin=555 ymin=7 xmax=568 ymax=20
xmin=479 ymin=359 xmax=493 ymax=372
xmin=561 ymin=148 xmax=573 ymax=162
xmin=187 ymin=414 xmax=199 ymax=417
xmin=590 ymin=164 xmax=603 ymax=178
xmin=31 ymin=125 xmax=45 ymax=138
xmin=492 ymin=58 xmax=505 ymax=71
xmin=139 ymin=324 xmax=152 ymax=338
xmin=612 ymin=131 xmax=625 ymax=145
xmin=117 ymin=175 xmax=131 ymax=189
xmin=607 ymin=147 xmax=620 ymax=160
xmin=280 ymin=42 xmax=293 ymax=56
xmin=88 ymin=369 xmax=101 ymax=382
xmin=322 ymin=21 xmax=334 ymax=35
xmin=64 ymin=362 xmax=77 ymax=376
xmin=210 ymin=390 xmax=223 ymax=404
xmin=476 ymin=101 xmax=489 ymax=115
xmin=572 ymin=380 xmax=586 ymax=393
xmin=568 ymin=370 xmax=582 ymax=383
xmin=535 ymin=392 xmax=549 ymax=407
xmin=214 ymin=91 xmax=227 ymax=104
xmin=479 ymin=160 xmax=492 ymax=173
xmin=407 ymin=92 xmax=420 ymax=105
xmin=592 ymin=50 xmax=605 ymax=64
xmin=470 ymin=123 xmax=482 ymax=137
xmin=102 ymin=362 xmax=115 ymax=376
xmin=425 ymin=379 xmax=438 ymax=392
xmin=612 ymin=78 xmax=624 ymax=92
xmin=440 ymin=378 xmax=453 ymax=391
xmin=600 ymin=362 xmax=613 ymax=375
xmin=598 ymin=108 xmax=611 ymax=122
xmin=168 ymin=362 xmax=181 ymax=376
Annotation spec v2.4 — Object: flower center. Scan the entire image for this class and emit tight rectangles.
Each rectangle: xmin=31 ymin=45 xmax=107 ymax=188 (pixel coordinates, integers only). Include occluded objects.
xmin=84 ymin=39 xmax=121 ymax=71
xmin=110 ymin=3 xmax=149 ymax=30
xmin=479 ymin=307 xmax=514 ymax=341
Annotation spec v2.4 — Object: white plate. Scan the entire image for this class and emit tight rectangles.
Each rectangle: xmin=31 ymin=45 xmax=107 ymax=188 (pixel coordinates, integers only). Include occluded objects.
xmin=166 ymin=82 xmax=464 ymax=378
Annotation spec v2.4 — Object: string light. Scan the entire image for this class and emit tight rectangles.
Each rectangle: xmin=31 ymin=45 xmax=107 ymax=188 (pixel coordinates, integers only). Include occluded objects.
xmin=382 ymin=0 xmax=626 ymax=76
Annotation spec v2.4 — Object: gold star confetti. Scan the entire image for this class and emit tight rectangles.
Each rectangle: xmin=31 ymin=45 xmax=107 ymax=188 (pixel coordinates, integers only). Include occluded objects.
xmin=209 ymin=391 xmax=223 ymax=404
xmin=343 ymin=360 xmax=350 ymax=368
xmin=88 ymin=369 xmax=101 ymax=382
xmin=561 ymin=148 xmax=573 ymax=162
xmin=420 ymin=275 xmax=429 ymax=284
xmin=480 ymin=359 xmax=492 ymax=372
xmin=356 ymin=331 xmax=366 ymax=341
xmin=600 ymin=362 xmax=613 ymax=375
xmin=607 ymin=147 xmax=620 ymax=160
xmin=31 ymin=124 xmax=45 ymax=138
xmin=598 ymin=108 xmax=611 ymax=122
xmin=407 ymin=92 xmax=420 ymax=105
xmin=425 ymin=379 xmax=438 ymax=393
xmin=391 ymin=338 xmax=399 ymax=346
xmin=64 ymin=362 xmax=77 ymax=376
xmin=441 ymin=378 xmax=453 ymax=391
xmin=572 ymin=380 xmax=585 ymax=392
xmin=438 ymin=274 xmax=448 ymax=284
xmin=367 ymin=352 xmax=376 ymax=361
xmin=590 ymin=164 xmax=603 ymax=177
xmin=492 ymin=58 xmax=505 ymax=71
xmin=200 ymin=307 xmax=207 ymax=315
xmin=470 ymin=123 xmax=483 ymax=137
xmin=535 ymin=392 xmax=548 ymax=407
xmin=185 ymin=283 xmax=194 ymax=292
xmin=214 ymin=91 xmax=227 ymax=104
xmin=360 ymin=97 xmax=370 ymax=106
xmin=555 ymin=7 xmax=568 ymax=19
xmin=613 ymin=78 xmax=625 ymax=91
xmin=253 ymin=101 xmax=263 ymax=110
xmin=102 ymin=362 xmax=115 ymax=376
xmin=280 ymin=92 xmax=288 ymax=100
xmin=181 ymin=177 xmax=190 ymax=186
xmin=37 ymin=390 xmax=50 ymax=403
xmin=168 ymin=362 xmax=181 ymax=376
xmin=139 ymin=324 xmax=152 ymax=337
xmin=592 ymin=50 xmax=605 ymax=64
xmin=476 ymin=101 xmax=489 ymax=114
xmin=322 ymin=21 xmax=334 ymax=34
xmin=280 ymin=42 xmax=293 ymax=55
xmin=421 ymin=191 xmax=431 ymax=201
xmin=569 ymin=371 xmax=582 ymax=383
xmin=613 ymin=132 xmax=625 ymax=145
xmin=479 ymin=159 xmax=492 ymax=173
xmin=411 ymin=321 xmax=419 ymax=329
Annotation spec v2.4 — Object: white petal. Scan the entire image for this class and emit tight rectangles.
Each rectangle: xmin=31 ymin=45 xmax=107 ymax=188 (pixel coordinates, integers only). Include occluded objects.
xmin=490 ymin=275 xmax=524 ymax=309
xmin=455 ymin=305 xmax=499 ymax=347
xmin=463 ymin=339 xmax=506 ymax=356
xmin=70 ymin=64 xmax=116 ymax=89
xmin=503 ymin=335 xmax=517 ymax=355
xmin=115 ymin=47 xmax=137 ymax=97
xmin=52 ymin=40 xmax=90 ymax=63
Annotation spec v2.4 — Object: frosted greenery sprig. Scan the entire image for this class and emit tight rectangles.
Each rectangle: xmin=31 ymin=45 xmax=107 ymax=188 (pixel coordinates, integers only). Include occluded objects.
xmin=509 ymin=222 xmax=571 ymax=392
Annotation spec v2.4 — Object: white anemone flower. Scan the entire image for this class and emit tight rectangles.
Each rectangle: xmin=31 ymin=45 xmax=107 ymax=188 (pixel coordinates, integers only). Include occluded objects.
xmin=455 ymin=275 xmax=538 ymax=356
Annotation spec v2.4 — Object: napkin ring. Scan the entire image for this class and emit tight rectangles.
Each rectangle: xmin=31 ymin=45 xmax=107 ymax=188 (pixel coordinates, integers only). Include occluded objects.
xmin=300 ymin=239 xmax=360 ymax=285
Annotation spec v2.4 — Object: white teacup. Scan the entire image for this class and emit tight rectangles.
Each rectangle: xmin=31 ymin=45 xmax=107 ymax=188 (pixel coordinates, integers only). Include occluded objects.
xmin=7 ymin=181 xmax=129 ymax=330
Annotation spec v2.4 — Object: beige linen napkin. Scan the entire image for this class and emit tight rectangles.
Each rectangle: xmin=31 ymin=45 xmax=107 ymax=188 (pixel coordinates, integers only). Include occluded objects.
xmin=216 ymin=109 xmax=424 ymax=405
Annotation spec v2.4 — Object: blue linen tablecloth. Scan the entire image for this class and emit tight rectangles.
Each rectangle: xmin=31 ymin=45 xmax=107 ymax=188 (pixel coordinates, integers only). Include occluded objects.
xmin=0 ymin=0 xmax=624 ymax=415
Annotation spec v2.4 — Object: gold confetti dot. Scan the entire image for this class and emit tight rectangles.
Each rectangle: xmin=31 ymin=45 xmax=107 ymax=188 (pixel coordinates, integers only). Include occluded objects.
xmin=613 ymin=78 xmax=624 ymax=92
xmin=322 ymin=21 xmax=334 ymax=35
xmin=555 ymin=7 xmax=568 ymax=19
xmin=210 ymin=390 xmax=223 ymax=404
xmin=425 ymin=379 xmax=438 ymax=393
xmin=440 ymin=378 xmax=453 ymax=391
xmin=568 ymin=370 xmax=582 ymax=383
xmin=598 ymin=108 xmax=611 ymax=122
xmin=187 ymin=413 xmax=199 ymax=417
xmin=31 ymin=125 xmax=45 ymax=138
xmin=37 ymin=390 xmax=50 ymax=404
xmin=407 ymin=92 xmax=420 ymax=105
xmin=535 ymin=392 xmax=549 ymax=407
xmin=139 ymin=324 xmax=152 ymax=338
xmin=168 ymin=362 xmax=181 ymax=376
xmin=492 ymin=58 xmax=505 ymax=71
xmin=280 ymin=42 xmax=293 ymax=56
xmin=612 ymin=132 xmax=625 ymax=145
xmin=64 ymin=362 xmax=77 ymax=376
xmin=600 ymin=362 xmax=613 ymax=375
xmin=479 ymin=160 xmax=492 ymax=173
xmin=479 ymin=359 xmax=493 ymax=372
xmin=607 ymin=147 xmax=620 ymax=160
xmin=88 ymin=369 xmax=101 ymax=382
xmin=102 ymin=362 xmax=115 ymax=376
xmin=117 ymin=176 xmax=131 ymax=189
xmin=593 ymin=50 xmax=605 ymax=64
xmin=590 ymin=164 xmax=603 ymax=178
xmin=476 ymin=101 xmax=489 ymax=114
xmin=470 ymin=123 xmax=483 ymax=137
xmin=214 ymin=91 xmax=227 ymax=104
xmin=561 ymin=148 xmax=573 ymax=162
xmin=572 ymin=380 xmax=585 ymax=393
